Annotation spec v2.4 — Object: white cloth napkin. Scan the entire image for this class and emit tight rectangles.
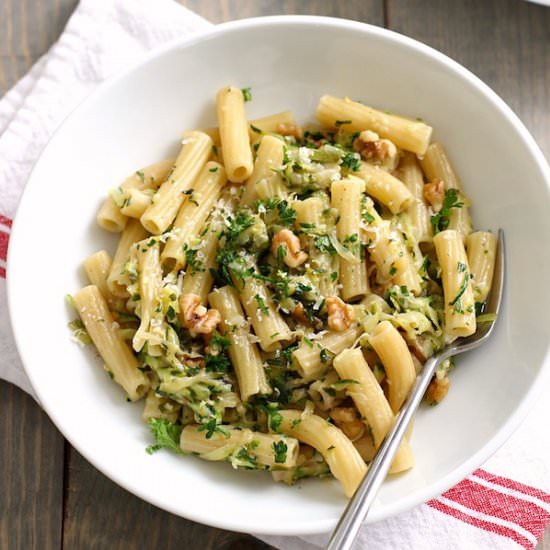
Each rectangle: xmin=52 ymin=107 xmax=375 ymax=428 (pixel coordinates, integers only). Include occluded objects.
xmin=1 ymin=1 xmax=549 ymax=548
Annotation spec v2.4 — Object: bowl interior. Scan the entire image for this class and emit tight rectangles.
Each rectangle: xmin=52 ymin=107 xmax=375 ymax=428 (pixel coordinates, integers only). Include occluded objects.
xmin=8 ymin=17 xmax=550 ymax=535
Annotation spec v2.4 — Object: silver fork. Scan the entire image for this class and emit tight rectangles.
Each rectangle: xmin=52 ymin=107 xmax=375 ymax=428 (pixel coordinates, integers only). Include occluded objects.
xmin=326 ymin=229 xmax=505 ymax=550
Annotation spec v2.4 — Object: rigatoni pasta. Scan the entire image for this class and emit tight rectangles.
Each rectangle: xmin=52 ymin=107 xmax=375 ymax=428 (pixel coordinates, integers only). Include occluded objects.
xmin=97 ymin=159 xmax=174 ymax=232
xmin=216 ymin=86 xmax=254 ymax=183
xmin=434 ymin=229 xmax=476 ymax=338
xmin=141 ymin=131 xmax=212 ymax=234
xmin=161 ymin=161 xmax=227 ymax=270
xmin=68 ymin=86 xmax=495 ymax=498
xmin=73 ymin=285 xmax=149 ymax=400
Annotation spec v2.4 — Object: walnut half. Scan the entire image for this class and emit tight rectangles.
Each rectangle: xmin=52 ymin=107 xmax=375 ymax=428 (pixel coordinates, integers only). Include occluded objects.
xmin=425 ymin=376 xmax=450 ymax=405
xmin=271 ymin=229 xmax=308 ymax=268
xmin=276 ymin=122 xmax=303 ymax=140
xmin=423 ymin=179 xmax=445 ymax=212
xmin=354 ymin=130 xmax=400 ymax=172
xmin=326 ymin=296 xmax=355 ymax=332
xmin=179 ymin=293 xmax=221 ymax=337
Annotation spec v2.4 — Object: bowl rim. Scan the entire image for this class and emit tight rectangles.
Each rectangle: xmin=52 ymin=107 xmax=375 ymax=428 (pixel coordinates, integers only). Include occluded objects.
xmin=7 ymin=14 xmax=550 ymax=535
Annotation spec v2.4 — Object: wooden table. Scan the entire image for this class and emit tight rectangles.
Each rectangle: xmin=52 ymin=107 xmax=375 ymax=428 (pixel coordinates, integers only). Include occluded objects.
xmin=1 ymin=1 xmax=549 ymax=548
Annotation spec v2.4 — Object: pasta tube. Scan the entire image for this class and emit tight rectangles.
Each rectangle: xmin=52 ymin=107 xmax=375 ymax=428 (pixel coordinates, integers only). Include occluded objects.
xmin=181 ymin=225 xmax=219 ymax=304
xmin=132 ymin=240 xmax=165 ymax=353
xmin=73 ymin=285 xmax=149 ymax=401
xmin=216 ymin=86 xmax=253 ymax=183
xmin=333 ymin=348 xmax=414 ymax=473
xmin=161 ymin=161 xmax=227 ymax=270
xmin=331 ymin=176 xmax=369 ymax=302
xmin=420 ymin=143 xmax=472 ymax=238
xmin=434 ymin=229 xmax=476 ymax=338
xmin=316 ymin=95 xmax=433 ymax=155
xmin=83 ymin=250 xmax=125 ymax=312
xmin=466 ymin=231 xmax=497 ymax=303
xmin=357 ymin=162 xmax=414 ymax=214
xmin=279 ymin=410 xmax=367 ymax=497
xmin=106 ymin=219 xmax=148 ymax=298
xmin=97 ymin=159 xmax=174 ymax=232
xmin=232 ymin=274 xmax=293 ymax=352
xmin=243 ymin=135 xmax=287 ymax=204
xmin=208 ymin=286 xmax=271 ymax=401
xmin=180 ymin=425 xmax=299 ymax=470
xmin=362 ymin=199 xmax=422 ymax=294
xmin=118 ymin=188 xmax=154 ymax=219
xmin=369 ymin=320 xmax=416 ymax=413
xmin=293 ymin=325 xmax=363 ymax=380
xmin=293 ymin=196 xmax=339 ymax=297
xmin=396 ymin=153 xmax=432 ymax=243
xmin=141 ymin=131 xmax=212 ymax=234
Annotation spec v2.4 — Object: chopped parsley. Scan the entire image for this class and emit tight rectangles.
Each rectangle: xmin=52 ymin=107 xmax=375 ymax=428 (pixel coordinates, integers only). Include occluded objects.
xmin=335 ymin=119 xmax=352 ymax=126
xmin=273 ymin=440 xmax=288 ymax=464
xmin=184 ymin=246 xmax=205 ymax=274
xmin=255 ymin=198 xmax=297 ymax=227
xmin=450 ymin=272 xmax=471 ymax=313
xmin=362 ymin=211 xmax=375 ymax=224
xmin=205 ymin=353 xmax=231 ymax=374
xmin=241 ymin=87 xmax=252 ymax=102
xmin=135 ymin=170 xmax=145 ymax=183
xmin=268 ymin=408 xmax=283 ymax=433
xmin=209 ymin=166 xmax=219 ymax=173
xmin=314 ymin=235 xmax=336 ymax=255
xmin=254 ymin=294 xmax=270 ymax=316
xmin=198 ymin=418 xmax=228 ymax=439
xmin=430 ymin=188 xmax=464 ymax=234
xmin=341 ymin=152 xmax=361 ymax=171
xmin=146 ymin=418 xmax=183 ymax=454
xmin=210 ymin=331 xmax=230 ymax=352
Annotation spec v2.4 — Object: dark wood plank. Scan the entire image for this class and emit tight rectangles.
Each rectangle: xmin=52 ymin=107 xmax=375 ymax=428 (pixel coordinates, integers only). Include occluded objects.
xmin=0 ymin=381 xmax=64 ymax=550
xmin=0 ymin=0 xmax=77 ymax=94
xmin=387 ymin=0 xmax=550 ymax=158
xmin=180 ymin=0 xmax=384 ymax=24
xmin=62 ymin=448 xmax=270 ymax=550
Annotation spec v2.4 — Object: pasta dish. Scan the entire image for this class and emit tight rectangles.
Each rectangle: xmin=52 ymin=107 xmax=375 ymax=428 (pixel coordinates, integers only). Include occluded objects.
xmin=68 ymin=88 xmax=497 ymax=497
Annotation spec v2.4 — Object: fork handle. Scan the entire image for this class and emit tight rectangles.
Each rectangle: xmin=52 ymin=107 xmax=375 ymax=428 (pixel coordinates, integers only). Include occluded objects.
xmin=326 ymin=354 xmax=441 ymax=550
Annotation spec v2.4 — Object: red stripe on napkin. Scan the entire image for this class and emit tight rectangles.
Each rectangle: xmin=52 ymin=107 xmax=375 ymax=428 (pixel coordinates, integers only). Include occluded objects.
xmin=476 ymin=469 xmax=550 ymax=505
xmin=0 ymin=266 xmax=5 ymax=279
xmin=0 ymin=214 xmax=12 ymax=228
xmin=428 ymin=499 xmax=534 ymax=549
xmin=444 ymin=477 xmax=550 ymax=542
xmin=0 ymin=231 xmax=9 ymax=262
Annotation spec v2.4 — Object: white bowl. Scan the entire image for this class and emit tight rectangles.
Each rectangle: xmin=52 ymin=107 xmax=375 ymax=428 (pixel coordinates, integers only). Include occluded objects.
xmin=8 ymin=16 xmax=550 ymax=535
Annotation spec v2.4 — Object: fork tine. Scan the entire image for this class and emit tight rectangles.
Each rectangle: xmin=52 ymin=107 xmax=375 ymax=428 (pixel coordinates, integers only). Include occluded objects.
xmin=486 ymin=229 xmax=505 ymax=317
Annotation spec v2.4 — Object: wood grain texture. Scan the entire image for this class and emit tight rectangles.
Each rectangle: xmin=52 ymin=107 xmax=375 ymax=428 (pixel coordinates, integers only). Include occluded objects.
xmin=180 ymin=0 xmax=384 ymax=24
xmin=0 ymin=381 xmax=64 ymax=550
xmin=0 ymin=0 xmax=77 ymax=94
xmin=387 ymin=0 xmax=550 ymax=158
xmin=62 ymin=448 xmax=270 ymax=550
